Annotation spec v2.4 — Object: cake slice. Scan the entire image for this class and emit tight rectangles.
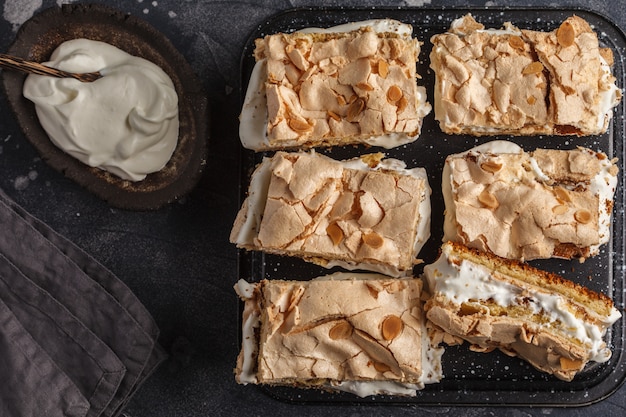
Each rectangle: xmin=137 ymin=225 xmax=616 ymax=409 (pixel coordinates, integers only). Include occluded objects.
xmin=522 ymin=15 xmax=622 ymax=135
xmin=239 ymin=19 xmax=431 ymax=150
xmin=430 ymin=14 xmax=621 ymax=136
xmin=230 ymin=151 xmax=431 ymax=277
xmin=423 ymin=241 xmax=621 ymax=381
xmin=442 ymin=141 xmax=618 ymax=261
xmin=234 ymin=272 xmax=444 ymax=396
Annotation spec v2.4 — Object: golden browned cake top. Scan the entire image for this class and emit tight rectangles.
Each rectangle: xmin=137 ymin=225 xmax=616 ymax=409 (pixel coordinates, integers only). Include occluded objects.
xmin=230 ymin=151 xmax=431 ymax=276
xmin=430 ymin=14 xmax=550 ymax=135
xmin=522 ymin=16 xmax=620 ymax=135
xmin=234 ymin=273 xmax=445 ymax=395
xmin=430 ymin=14 xmax=622 ymax=136
xmin=442 ymin=141 xmax=618 ymax=261
xmin=256 ymin=276 xmax=425 ymax=384
xmin=253 ymin=25 xmax=428 ymax=148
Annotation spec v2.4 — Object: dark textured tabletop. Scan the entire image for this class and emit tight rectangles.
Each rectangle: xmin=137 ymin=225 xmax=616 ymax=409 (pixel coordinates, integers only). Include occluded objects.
xmin=0 ymin=1 xmax=625 ymax=416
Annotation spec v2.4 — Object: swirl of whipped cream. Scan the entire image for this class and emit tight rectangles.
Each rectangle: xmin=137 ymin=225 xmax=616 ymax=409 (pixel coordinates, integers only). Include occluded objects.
xmin=23 ymin=39 xmax=179 ymax=182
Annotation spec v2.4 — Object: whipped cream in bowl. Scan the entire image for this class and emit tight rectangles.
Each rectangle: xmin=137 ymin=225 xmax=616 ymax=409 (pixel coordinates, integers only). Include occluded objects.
xmin=23 ymin=38 xmax=179 ymax=182
xmin=1 ymin=4 xmax=208 ymax=210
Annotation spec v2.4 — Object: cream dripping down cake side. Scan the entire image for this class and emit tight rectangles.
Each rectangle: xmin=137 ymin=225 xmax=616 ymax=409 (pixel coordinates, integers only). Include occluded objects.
xmin=230 ymin=151 xmax=431 ymax=277
xmin=430 ymin=14 xmax=622 ymax=136
xmin=239 ymin=19 xmax=431 ymax=150
xmin=442 ymin=140 xmax=618 ymax=261
xmin=423 ymin=241 xmax=621 ymax=382
xmin=234 ymin=273 xmax=444 ymax=396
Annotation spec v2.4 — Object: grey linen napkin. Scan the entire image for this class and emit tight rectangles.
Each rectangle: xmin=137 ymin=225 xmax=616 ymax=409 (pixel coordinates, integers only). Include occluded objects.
xmin=0 ymin=188 xmax=167 ymax=417
xmin=0 ymin=296 xmax=90 ymax=417
xmin=0 ymin=254 xmax=126 ymax=417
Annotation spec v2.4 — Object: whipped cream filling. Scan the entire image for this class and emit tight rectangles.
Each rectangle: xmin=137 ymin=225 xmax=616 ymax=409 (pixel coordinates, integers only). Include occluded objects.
xmin=597 ymin=55 xmax=623 ymax=131
xmin=442 ymin=140 xmax=618 ymax=254
xmin=23 ymin=39 xmax=179 ymax=182
xmin=232 ymin=151 xmax=431 ymax=277
xmin=239 ymin=19 xmax=431 ymax=150
xmin=236 ymin=274 xmax=443 ymax=396
xmin=424 ymin=245 xmax=621 ymax=363
xmin=234 ymin=279 xmax=260 ymax=384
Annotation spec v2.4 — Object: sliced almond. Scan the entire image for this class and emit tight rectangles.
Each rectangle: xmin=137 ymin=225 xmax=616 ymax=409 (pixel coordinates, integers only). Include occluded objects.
xmin=327 ymin=110 xmax=341 ymax=122
xmin=554 ymin=186 xmax=572 ymax=203
xmin=478 ymin=189 xmax=499 ymax=209
xmin=373 ymin=361 xmax=391 ymax=373
xmin=356 ymin=82 xmax=374 ymax=91
xmin=386 ymin=85 xmax=403 ymax=103
xmin=557 ymin=21 xmax=576 ymax=47
xmin=365 ymin=283 xmax=380 ymax=299
xmin=381 ymin=315 xmax=403 ymax=341
xmin=508 ymin=35 xmax=525 ymax=51
xmin=378 ymin=59 xmax=389 ymax=79
xmin=362 ymin=232 xmax=384 ymax=249
xmin=480 ymin=160 xmax=502 ymax=173
xmin=552 ymin=204 xmax=568 ymax=215
xmin=397 ymin=96 xmax=408 ymax=113
xmin=574 ymin=209 xmax=592 ymax=224
xmin=329 ymin=320 xmax=353 ymax=340
xmin=351 ymin=328 xmax=402 ymax=376
xmin=522 ymin=61 xmax=544 ymax=75
xmin=288 ymin=118 xmax=313 ymax=133
xmin=288 ymin=117 xmax=313 ymax=133
xmin=326 ymin=222 xmax=344 ymax=245
xmin=347 ymin=97 xmax=366 ymax=121
xmin=559 ymin=356 xmax=583 ymax=371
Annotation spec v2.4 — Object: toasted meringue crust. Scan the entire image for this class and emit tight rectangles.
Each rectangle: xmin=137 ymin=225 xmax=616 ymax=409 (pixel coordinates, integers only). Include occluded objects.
xmin=241 ymin=20 xmax=430 ymax=150
xmin=230 ymin=151 xmax=431 ymax=277
xmin=430 ymin=14 xmax=622 ymax=136
xmin=442 ymin=141 xmax=618 ymax=261
xmin=424 ymin=242 xmax=621 ymax=381
xmin=234 ymin=273 xmax=444 ymax=395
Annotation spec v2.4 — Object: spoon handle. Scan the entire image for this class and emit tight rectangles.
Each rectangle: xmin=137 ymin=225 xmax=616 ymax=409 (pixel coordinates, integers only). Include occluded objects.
xmin=0 ymin=53 xmax=101 ymax=82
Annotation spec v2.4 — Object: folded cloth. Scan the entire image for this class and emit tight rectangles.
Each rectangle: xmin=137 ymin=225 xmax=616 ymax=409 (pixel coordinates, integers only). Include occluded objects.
xmin=0 ymin=190 xmax=168 ymax=399
xmin=0 ymin=188 xmax=166 ymax=416
xmin=0 ymin=296 xmax=89 ymax=417
xmin=0 ymin=254 xmax=126 ymax=416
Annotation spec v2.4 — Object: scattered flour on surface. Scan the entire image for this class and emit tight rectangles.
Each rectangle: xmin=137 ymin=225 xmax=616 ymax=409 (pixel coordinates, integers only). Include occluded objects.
xmin=12 ymin=171 xmax=38 ymax=191
xmin=3 ymin=0 xmax=43 ymax=31
xmin=56 ymin=0 xmax=79 ymax=7
xmin=402 ymin=0 xmax=432 ymax=6
xmin=13 ymin=175 xmax=30 ymax=191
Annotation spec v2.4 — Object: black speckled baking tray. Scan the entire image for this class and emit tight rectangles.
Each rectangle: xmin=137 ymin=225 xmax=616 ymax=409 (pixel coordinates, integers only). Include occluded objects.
xmin=237 ymin=7 xmax=626 ymax=406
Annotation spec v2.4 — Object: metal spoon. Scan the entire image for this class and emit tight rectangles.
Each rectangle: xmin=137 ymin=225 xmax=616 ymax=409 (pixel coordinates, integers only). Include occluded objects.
xmin=0 ymin=53 xmax=101 ymax=82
